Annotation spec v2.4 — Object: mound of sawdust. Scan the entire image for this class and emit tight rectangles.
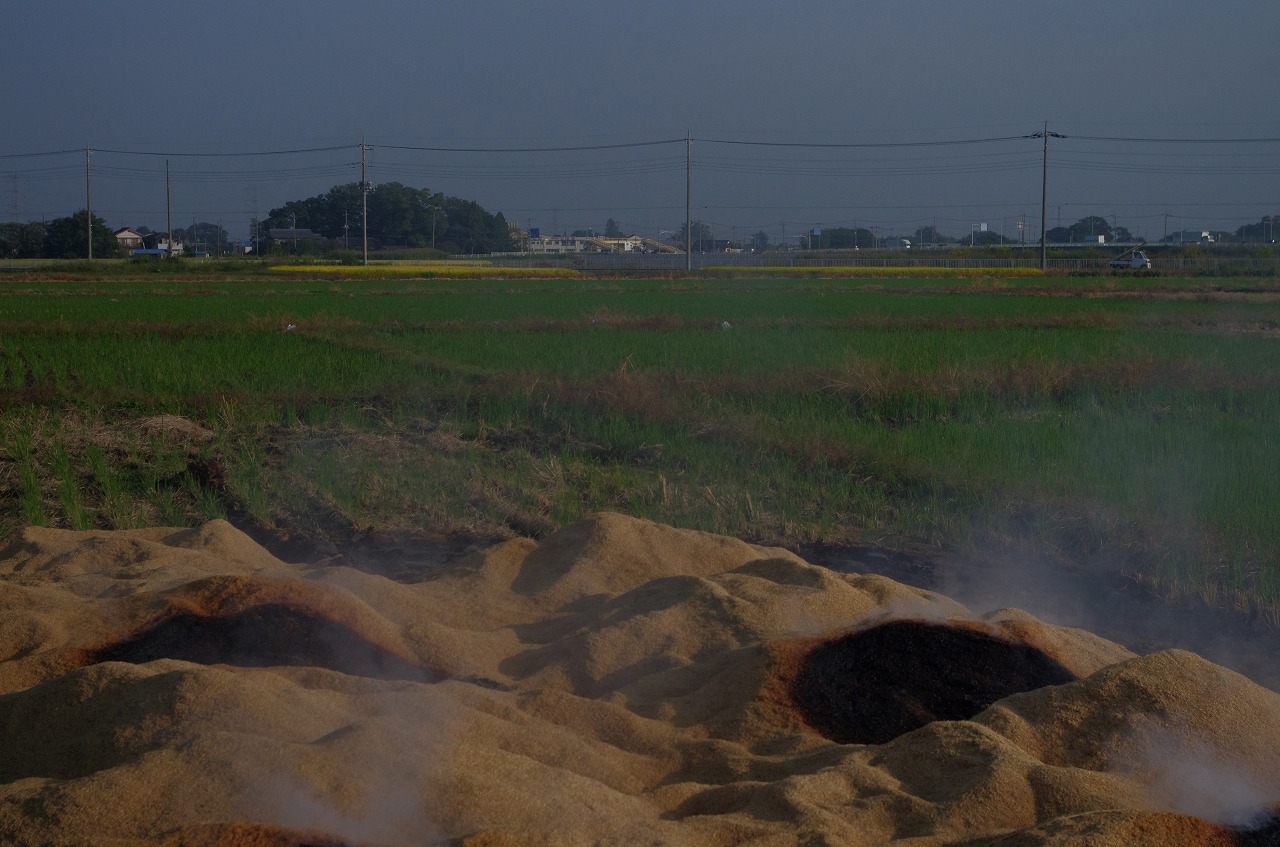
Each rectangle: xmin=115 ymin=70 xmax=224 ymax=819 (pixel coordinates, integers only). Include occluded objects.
xmin=1 ymin=513 xmax=1278 ymax=846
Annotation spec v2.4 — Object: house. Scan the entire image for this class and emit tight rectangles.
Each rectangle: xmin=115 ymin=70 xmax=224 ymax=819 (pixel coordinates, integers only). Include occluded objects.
xmin=526 ymin=234 xmax=673 ymax=254
xmin=142 ymin=232 xmax=184 ymax=256
xmin=114 ymin=228 xmax=144 ymax=251
xmin=527 ymin=235 xmax=592 ymax=253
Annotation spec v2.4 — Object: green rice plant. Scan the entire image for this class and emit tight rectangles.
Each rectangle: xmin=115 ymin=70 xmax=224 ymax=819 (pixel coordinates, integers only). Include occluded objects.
xmin=86 ymin=445 xmax=139 ymax=529
xmin=2 ymin=413 xmax=49 ymax=528
xmin=50 ymin=442 xmax=90 ymax=530
xmin=150 ymin=487 xmax=186 ymax=527
xmin=184 ymin=469 xmax=227 ymax=522
xmin=17 ymin=460 xmax=46 ymax=528
xmin=221 ymin=440 xmax=275 ymax=527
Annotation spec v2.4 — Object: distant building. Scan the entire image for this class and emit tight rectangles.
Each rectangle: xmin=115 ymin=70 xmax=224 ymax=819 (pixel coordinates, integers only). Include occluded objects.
xmin=114 ymin=228 xmax=144 ymax=251
xmin=142 ymin=232 xmax=184 ymax=256
xmin=527 ymin=235 xmax=594 ymax=253
xmin=526 ymin=234 xmax=678 ymax=254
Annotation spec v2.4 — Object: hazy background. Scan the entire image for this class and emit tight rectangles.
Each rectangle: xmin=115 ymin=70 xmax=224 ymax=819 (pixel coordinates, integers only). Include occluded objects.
xmin=3 ymin=0 xmax=1277 ymax=243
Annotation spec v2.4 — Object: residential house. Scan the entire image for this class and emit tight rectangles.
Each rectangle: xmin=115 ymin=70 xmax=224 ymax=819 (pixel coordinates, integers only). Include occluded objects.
xmin=141 ymin=232 xmax=184 ymax=255
xmin=114 ymin=228 xmax=144 ymax=251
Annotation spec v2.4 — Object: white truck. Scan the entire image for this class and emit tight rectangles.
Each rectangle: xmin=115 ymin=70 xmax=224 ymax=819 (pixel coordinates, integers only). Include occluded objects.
xmin=1108 ymin=245 xmax=1151 ymax=270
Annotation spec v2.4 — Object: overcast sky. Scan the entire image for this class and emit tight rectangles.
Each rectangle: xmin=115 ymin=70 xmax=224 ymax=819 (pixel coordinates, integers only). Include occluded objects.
xmin=4 ymin=0 xmax=1277 ymax=242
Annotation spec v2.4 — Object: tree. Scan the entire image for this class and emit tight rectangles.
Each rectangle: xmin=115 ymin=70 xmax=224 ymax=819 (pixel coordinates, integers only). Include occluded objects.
xmin=0 ymin=221 xmax=47 ymax=259
xmin=968 ymin=230 xmax=1009 ymax=246
xmin=174 ymin=222 xmax=231 ymax=254
xmin=41 ymin=211 xmax=119 ymax=259
xmin=913 ymin=225 xmax=953 ymax=245
xmin=670 ymin=221 xmax=713 ymax=251
xmin=748 ymin=230 xmax=770 ymax=251
xmin=1048 ymin=215 xmax=1113 ymax=244
xmin=1236 ymin=216 xmax=1277 ymax=243
xmin=604 ymin=218 xmax=623 ymax=238
xmin=817 ymin=227 xmax=875 ymax=249
xmin=263 ymin=183 xmax=510 ymax=254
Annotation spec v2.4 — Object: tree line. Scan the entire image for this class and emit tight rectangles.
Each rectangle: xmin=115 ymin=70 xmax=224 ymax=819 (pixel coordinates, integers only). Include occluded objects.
xmin=0 ymin=182 xmax=513 ymax=259
xmin=0 ymin=212 xmax=123 ymax=259
xmin=258 ymin=182 xmax=512 ymax=255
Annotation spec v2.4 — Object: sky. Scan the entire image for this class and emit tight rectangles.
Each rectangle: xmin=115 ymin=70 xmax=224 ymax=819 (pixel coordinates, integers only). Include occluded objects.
xmin=3 ymin=0 xmax=1278 ymax=243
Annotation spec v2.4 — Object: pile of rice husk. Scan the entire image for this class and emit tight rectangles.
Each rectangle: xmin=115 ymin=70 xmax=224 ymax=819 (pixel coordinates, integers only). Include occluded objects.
xmin=2 ymin=512 xmax=1278 ymax=846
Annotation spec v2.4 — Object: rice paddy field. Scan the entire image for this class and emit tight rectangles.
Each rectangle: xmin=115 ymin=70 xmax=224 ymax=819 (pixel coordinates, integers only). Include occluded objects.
xmin=3 ymin=270 xmax=1280 ymax=617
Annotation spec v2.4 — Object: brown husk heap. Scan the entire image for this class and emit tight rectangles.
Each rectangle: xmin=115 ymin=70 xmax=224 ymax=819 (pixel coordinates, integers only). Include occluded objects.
xmin=1 ymin=513 xmax=1278 ymax=846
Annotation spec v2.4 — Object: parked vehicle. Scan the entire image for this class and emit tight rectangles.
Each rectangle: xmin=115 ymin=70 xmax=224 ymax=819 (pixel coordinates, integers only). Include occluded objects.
xmin=1108 ymin=245 xmax=1151 ymax=270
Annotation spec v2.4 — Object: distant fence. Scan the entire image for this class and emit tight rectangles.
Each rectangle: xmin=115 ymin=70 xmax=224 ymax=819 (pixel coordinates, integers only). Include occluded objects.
xmin=482 ymin=250 xmax=1280 ymax=275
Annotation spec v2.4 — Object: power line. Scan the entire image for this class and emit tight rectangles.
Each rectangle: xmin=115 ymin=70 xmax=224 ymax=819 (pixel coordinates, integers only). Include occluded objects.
xmin=0 ymin=149 xmax=83 ymax=160
xmin=699 ymin=134 xmax=1035 ymax=148
xmin=377 ymin=139 xmax=685 ymax=153
xmin=1064 ymin=134 xmax=1280 ymax=144
xmin=91 ymin=144 xmax=354 ymax=157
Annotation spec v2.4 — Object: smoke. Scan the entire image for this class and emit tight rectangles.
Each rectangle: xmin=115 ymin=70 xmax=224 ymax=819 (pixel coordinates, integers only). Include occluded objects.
xmin=1113 ymin=722 xmax=1276 ymax=828
xmin=259 ymin=766 xmax=445 ymax=846
xmin=809 ymin=538 xmax=1280 ymax=693
xmin=250 ymin=684 xmax=459 ymax=846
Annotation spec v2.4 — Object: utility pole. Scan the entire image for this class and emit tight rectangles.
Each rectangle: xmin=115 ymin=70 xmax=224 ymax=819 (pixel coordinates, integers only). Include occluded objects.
xmin=1033 ymin=123 xmax=1063 ymax=271
xmin=685 ymin=132 xmax=692 ymax=272
xmin=360 ymin=141 xmax=370 ymax=266
xmin=84 ymin=148 xmax=93 ymax=260
xmin=165 ymin=160 xmax=173 ymax=258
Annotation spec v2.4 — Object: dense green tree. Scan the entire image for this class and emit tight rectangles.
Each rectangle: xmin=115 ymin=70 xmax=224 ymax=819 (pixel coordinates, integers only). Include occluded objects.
xmin=1071 ymin=216 xmax=1112 ymax=242
xmin=670 ymin=221 xmax=713 ymax=250
xmin=0 ymin=221 xmax=47 ymax=258
xmin=173 ymin=222 xmax=231 ymax=254
xmin=1236 ymin=216 xmax=1277 ymax=242
xmin=604 ymin=218 xmax=623 ymax=237
xmin=748 ymin=230 xmax=770 ymax=251
xmin=913 ymin=225 xmax=954 ymax=245
xmin=968 ymin=230 xmax=1010 ymax=246
xmin=263 ymin=183 xmax=509 ymax=254
xmin=816 ymin=227 xmax=875 ymax=249
xmin=41 ymin=211 xmax=119 ymax=259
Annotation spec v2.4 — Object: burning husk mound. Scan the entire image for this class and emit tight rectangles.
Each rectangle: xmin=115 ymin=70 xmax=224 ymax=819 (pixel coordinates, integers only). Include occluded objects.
xmin=2 ymin=515 xmax=1279 ymax=846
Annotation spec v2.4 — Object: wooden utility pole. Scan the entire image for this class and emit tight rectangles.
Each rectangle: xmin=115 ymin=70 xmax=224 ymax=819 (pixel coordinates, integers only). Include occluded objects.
xmin=685 ymin=133 xmax=691 ymax=272
xmin=1039 ymin=125 xmax=1048 ymax=271
xmin=361 ymin=142 xmax=369 ymax=266
xmin=1035 ymin=124 xmax=1062 ymax=271
xmin=166 ymin=160 xmax=173 ymax=258
xmin=84 ymin=148 xmax=93 ymax=260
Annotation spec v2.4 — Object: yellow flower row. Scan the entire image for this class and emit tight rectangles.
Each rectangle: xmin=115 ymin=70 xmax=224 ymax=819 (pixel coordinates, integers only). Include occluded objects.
xmin=703 ymin=266 xmax=1045 ymax=278
xmin=270 ymin=264 xmax=583 ymax=279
